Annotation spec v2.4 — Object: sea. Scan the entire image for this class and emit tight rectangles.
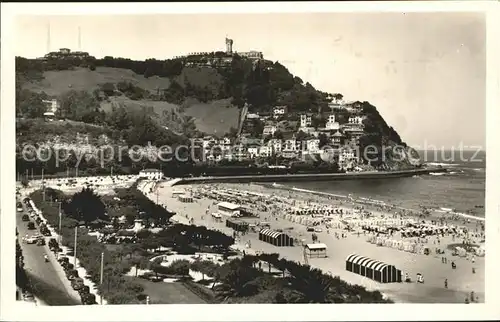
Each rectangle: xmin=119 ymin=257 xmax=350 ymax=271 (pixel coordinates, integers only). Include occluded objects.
xmin=281 ymin=150 xmax=486 ymax=218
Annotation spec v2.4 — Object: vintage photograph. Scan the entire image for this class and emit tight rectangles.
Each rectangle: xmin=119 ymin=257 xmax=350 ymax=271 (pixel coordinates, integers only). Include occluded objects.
xmin=7 ymin=4 xmax=491 ymax=314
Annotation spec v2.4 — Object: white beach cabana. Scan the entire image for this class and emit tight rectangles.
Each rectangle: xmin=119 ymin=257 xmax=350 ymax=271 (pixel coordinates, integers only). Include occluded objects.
xmin=304 ymin=243 xmax=328 ymax=258
xmin=217 ymin=201 xmax=241 ymax=217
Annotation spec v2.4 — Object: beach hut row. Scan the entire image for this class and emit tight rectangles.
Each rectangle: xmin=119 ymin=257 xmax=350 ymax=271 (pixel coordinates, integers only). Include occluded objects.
xmin=292 ymin=208 xmax=342 ymax=215
xmin=178 ymin=195 xmax=193 ymax=203
xmin=400 ymin=226 xmax=456 ymax=238
xmin=284 ymin=214 xmax=323 ymax=226
xmin=226 ymin=218 xmax=249 ymax=232
xmin=366 ymin=236 xmax=431 ymax=254
xmin=345 ymin=254 xmax=402 ymax=283
xmin=258 ymin=228 xmax=294 ymax=247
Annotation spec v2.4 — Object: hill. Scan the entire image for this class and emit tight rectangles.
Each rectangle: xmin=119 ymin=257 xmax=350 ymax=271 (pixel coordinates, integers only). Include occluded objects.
xmin=15 ymin=52 xmax=418 ymax=172
xmin=18 ymin=65 xmax=240 ymax=135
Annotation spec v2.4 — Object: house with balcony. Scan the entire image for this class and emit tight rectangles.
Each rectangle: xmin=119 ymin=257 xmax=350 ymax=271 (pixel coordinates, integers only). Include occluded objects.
xmin=331 ymin=131 xmax=344 ymax=144
xmin=306 ymin=138 xmax=320 ymax=153
xmin=343 ymin=127 xmax=365 ymax=146
xmin=42 ymin=99 xmax=60 ymax=114
xmin=339 ymin=147 xmax=358 ymax=170
xmin=259 ymin=146 xmax=273 ymax=158
xmin=273 ymin=106 xmax=287 ymax=118
xmin=263 ymin=125 xmax=277 ymax=137
xmin=268 ymin=139 xmax=283 ymax=154
xmin=325 ymin=114 xmax=340 ymax=131
xmin=247 ymin=145 xmax=260 ymax=158
xmin=246 ymin=113 xmax=260 ymax=119
xmin=282 ymin=136 xmax=299 ymax=159
xmin=300 ymin=114 xmax=313 ymax=129
xmin=348 ymin=116 xmax=364 ymax=125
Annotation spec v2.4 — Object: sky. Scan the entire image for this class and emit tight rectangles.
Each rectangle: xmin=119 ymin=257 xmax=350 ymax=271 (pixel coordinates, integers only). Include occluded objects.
xmin=14 ymin=12 xmax=486 ymax=149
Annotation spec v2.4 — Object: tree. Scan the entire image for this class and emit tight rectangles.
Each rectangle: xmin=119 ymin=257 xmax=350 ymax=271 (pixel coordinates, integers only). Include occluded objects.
xmin=214 ymin=259 xmax=262 ymax=298
xmin=65 ymin=188 xmax=107 ymax=224
xmin=318 ymin=133 xmax=329 ymax=148
xmin=296 ymin=130 xmax=307 ymax=142
xmin=58 ymin=90 xmax=101 ymax=122
xmin=333 ymin=93 xmax=344 ymax=103
xmin=273 ymin=130 xmax=284 ymax=140
xmin=21 ymin=178 xmax=29 ymax=187
xmin=16 ymin=89 xmax=49 ymax=118
xmin=101 ymin=83 xmax=116 ymax=97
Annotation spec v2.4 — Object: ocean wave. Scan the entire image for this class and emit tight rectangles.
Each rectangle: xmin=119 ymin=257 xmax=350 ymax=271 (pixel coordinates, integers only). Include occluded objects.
xmin=426 ymin=162 xmax=460 ymax=167
xmin=435 ymin=208 xmax=485 ymax=221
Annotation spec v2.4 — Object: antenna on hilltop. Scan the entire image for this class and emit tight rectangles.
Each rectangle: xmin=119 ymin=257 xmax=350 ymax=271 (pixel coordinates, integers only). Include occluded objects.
xmin=78 ymin=26 xmax=81 ymax=50
xmin=46 ymin=22 xmax=51 ymax=53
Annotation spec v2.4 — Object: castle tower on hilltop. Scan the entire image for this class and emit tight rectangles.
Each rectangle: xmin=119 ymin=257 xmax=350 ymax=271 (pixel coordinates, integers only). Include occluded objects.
xmin=225 ymin=37 xmax=233 ymax=55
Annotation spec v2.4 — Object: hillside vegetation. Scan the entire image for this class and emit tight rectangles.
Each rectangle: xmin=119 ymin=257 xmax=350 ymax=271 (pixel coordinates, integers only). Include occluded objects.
xmin=15 ymin=53 xmax=416 ymax=172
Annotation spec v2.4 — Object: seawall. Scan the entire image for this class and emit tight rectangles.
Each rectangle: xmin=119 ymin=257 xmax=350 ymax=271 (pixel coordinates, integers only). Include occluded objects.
xmin=170 ymin=167 xmax=447 ymax=186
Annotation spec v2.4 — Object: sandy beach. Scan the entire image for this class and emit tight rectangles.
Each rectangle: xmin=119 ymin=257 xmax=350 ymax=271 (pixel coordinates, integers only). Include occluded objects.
xmin=146 ymin=180 xmax=485 ymax=303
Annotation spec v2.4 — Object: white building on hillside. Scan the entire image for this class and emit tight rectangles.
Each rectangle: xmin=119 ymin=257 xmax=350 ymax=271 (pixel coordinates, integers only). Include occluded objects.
xmin=42 ymin=99 xmax=60 ymax=114
xmin=259 ymin=146 xmax=273 ymax=157
xmin=306 ymin=139 xmax=320 ymax=153
xmin=247 ymin=146 xmax=260 ymax=158
xmin=300 ymin=114 xmax=312 ymax=128
xmin=246 ymin=113 xmax=260 ymax=119
xmin=139 ymin=169 xmax=163 ymax=180
xmin=273 ymin=106 xmax=287 ymax=118
xmin=348 ymin=116 xmax=364 ymax=125
xmin=325 ymin=114 xmax=340 ymax=131
xmin=268 ymin=139 xmax=283 ymax=154
xmin=263 ymin=125 xmax=277 ymax=137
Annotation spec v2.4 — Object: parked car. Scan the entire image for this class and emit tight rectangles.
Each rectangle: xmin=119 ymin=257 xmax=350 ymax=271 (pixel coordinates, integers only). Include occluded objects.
xmin=22 ymin=214 xmax=29 ymax=222
xmin=306 ymin=227 xmax=315 ymax=232
xmin=22 ymin=292 xmax=35 ymax=302
xmin=48 ymin=238 xmax=59 ymax=251
xmin=27 ymin=222 xmax=35 ymax=230
xmin=25 ymin=236 xmax=38 ymax=244
xmin=66 ymin=269 xmax=79 ymax=280
xmin=78 ymin=285 xmax=90 ymax=295
xmin=71 ymin=278 xmax=84 ymax=291
xmin=58 ymin=256 xmax=69 ymax=264
xmin=81 ymin=293 xmax=96 ymax=305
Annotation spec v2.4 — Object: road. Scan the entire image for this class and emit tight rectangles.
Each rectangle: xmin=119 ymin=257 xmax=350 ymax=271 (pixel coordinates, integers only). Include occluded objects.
xmin=16 ymin=194 xmax=81 ymax=306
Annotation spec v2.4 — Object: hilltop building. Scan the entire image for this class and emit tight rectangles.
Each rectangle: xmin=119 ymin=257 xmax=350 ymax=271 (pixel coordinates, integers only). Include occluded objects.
xmin=139 ymin=169 xmax=163 ymax=180
xmin=225 ymin=37 xmax=233 ymax=55
xmin=43 ymin=48 xmax=90 ymax=60
xmin=174 ymin=37 xmax=264 ymax=62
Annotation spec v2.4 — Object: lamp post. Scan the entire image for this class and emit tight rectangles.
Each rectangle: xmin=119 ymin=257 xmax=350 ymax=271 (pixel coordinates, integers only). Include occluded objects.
xmin=73 ymin=227 xmax=78 ymax=267
xmin=100 ymin=252 xmax=104 ymax=305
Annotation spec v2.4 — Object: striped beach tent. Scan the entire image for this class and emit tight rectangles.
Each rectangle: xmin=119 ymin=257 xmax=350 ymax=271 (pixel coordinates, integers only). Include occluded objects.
xmin=345 ymin=254 xmax=402 ymax=283
xmin=258 ymin=228 xmax=294 ymax=247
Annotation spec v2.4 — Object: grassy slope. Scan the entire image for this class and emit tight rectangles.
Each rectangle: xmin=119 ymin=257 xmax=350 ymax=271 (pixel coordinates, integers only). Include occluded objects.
xmin=22 ymin=67 xmax=172 ymax=96
xmin=123 ymin=276 xmax=206 ymax=304
xmin=183 ymin=98 xmax=240 ymax=135
xmin=175 ymin=66 xmax=224 ymax=89
xmin=22 ymin=66 xmax=240 ymax=135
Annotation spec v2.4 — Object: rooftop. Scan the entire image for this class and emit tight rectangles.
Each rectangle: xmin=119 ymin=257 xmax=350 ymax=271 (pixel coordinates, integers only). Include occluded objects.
xmin=217 ymin=201 xmax=241 ymax=210
xmin=140 ymin=169 xmax=162 ymax=173
xmin=306 ymin=243 xmax=328 ymax=250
